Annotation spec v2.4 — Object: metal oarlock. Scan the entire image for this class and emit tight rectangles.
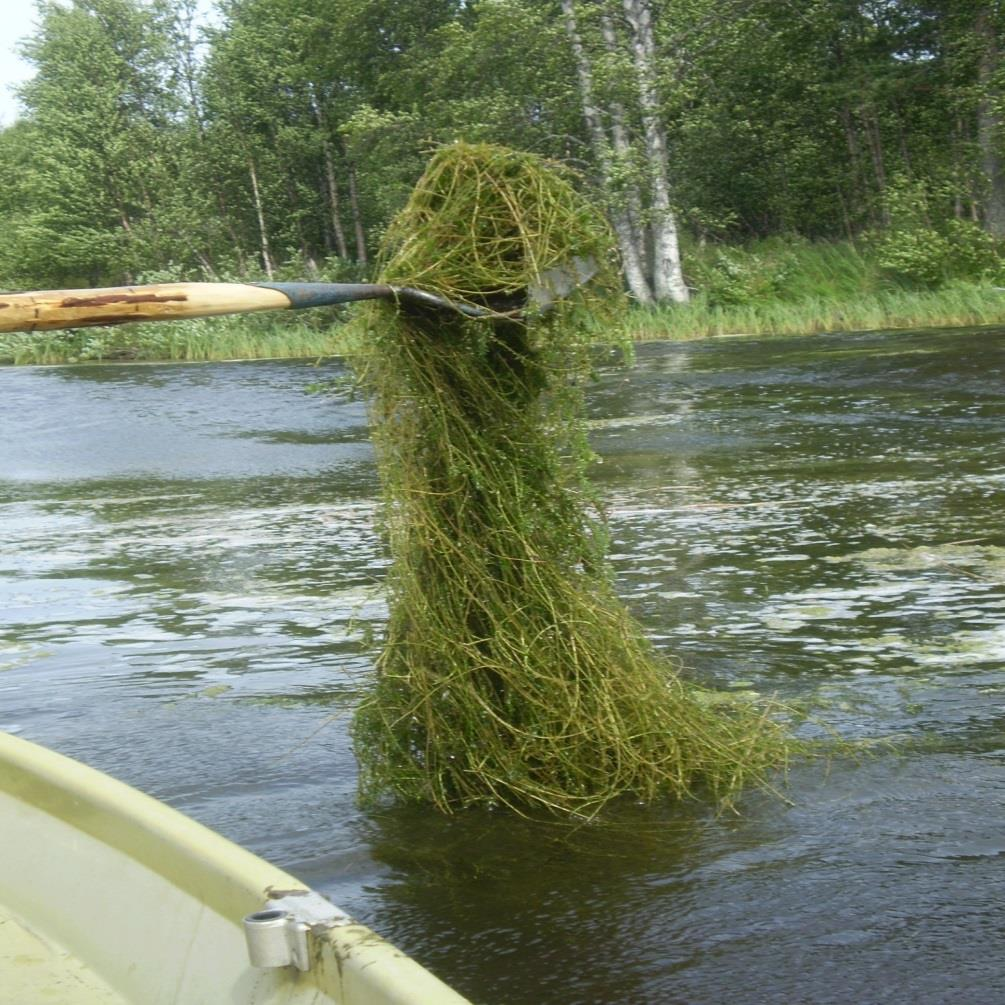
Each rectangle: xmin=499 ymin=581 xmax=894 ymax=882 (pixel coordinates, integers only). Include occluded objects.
xmin=242 ymin=908 xmax=311 ymax=971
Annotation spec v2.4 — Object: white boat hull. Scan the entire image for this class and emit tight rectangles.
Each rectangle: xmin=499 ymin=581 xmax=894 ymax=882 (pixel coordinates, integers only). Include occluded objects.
xmin=0 ymin=731 xmax=469 ymax=1004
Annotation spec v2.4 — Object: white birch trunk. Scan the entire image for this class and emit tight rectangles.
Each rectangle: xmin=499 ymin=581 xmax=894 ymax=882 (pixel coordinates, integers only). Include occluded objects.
xmin=622 ymin=0 xmax=689 ymax=303
xmin=248 ymin=157 xmax=274 ymax=280
xmin=560 ymin=0 xmax=653 ymax=304
xmin=599 ymin=12 xmax=650 ymax=282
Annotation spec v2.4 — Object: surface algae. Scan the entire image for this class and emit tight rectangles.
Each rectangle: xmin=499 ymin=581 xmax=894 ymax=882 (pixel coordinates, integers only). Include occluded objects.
xmin=349 ymin=143 xmax=792 ymax=817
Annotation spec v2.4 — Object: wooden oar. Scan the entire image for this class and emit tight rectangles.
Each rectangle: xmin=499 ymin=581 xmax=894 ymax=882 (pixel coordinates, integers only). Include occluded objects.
xmin=0 ymin=258 xmax=598 ymax=335
xmin=0 ymin=280 xmax=499 ymax=334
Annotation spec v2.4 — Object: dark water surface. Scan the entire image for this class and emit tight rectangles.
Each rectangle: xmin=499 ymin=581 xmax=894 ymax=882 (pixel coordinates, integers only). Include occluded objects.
xmin=2 ymin=328 xmax=1004 ymax=1004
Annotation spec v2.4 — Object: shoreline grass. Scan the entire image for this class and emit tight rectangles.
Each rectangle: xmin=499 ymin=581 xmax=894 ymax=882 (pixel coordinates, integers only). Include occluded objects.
xmin=623 ymin=238 xmax=1005 ymax=340
xmin=621 ymin=281 xmax=1005 ymax=341
xmin=0 ymin=312 xmax=356 ymax=366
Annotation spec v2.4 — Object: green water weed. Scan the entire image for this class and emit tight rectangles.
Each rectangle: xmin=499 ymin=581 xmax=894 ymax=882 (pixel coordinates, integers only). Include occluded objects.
xmin=348 ymin=143 xmax=794 ymax=817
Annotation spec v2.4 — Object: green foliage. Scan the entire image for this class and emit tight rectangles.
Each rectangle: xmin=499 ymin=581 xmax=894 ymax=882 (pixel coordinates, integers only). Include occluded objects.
xmin=684 ymin=238 xmax=884 ymax=308
xmin=7 ymin=0 xmax=188 ymax=285
xmin=349 ymin=143 xmax=792 ymax=817
xmin=871 ymin=228 xmax=955 ymax=287
xmin=944 ymin=219 xmax=1003 ymax=277
xmin=866 ymin=178 xmax=1005 ymax=287
xmin=688 ymin=247 xmax=797 ymax=308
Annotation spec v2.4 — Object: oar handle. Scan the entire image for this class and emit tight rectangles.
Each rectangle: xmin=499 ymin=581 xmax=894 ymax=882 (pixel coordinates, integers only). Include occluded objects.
xmin=0 ymin=281 xmax=401 ymax=335
xmin=0 ymin=282 xmax=297 ymax=334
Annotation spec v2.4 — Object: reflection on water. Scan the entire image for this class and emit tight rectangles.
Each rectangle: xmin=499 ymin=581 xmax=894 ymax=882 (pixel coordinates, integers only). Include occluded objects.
xmin=2 ymin=331 xmax=1004 ymax=1004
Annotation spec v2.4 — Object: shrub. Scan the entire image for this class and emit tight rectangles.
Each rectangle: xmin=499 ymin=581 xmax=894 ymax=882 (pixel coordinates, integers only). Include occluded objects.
xmin=690 ymin=247 xmax=796 ymax=307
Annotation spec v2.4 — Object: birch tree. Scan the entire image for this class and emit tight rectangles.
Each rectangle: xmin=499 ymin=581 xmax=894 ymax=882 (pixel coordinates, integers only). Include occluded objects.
xmin=561 ymin=0 xmax=689 ymax=304
xmin=622 ymin=0 xmax=689 ymax=301
xmin=561 ymin=0 xmax=653 ymax=302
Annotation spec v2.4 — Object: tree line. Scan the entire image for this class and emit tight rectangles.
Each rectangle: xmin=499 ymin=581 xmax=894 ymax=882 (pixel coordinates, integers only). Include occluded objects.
xmin=1 ymin=0 xmax=1003 ymax=302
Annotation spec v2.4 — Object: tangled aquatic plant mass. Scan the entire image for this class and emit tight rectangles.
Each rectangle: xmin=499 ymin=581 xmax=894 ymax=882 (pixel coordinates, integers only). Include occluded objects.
xmin=349 ymin=142 xmax=792 ymax=817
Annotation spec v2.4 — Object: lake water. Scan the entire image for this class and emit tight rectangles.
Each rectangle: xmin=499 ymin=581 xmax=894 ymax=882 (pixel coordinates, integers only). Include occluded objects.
xmin=2 ymin=327 xmax=1004 ymax=1003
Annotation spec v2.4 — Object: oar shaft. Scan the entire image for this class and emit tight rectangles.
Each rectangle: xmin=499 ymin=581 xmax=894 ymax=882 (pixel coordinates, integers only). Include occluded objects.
xmin=0 ymin=282 xmax=298 ymax=334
